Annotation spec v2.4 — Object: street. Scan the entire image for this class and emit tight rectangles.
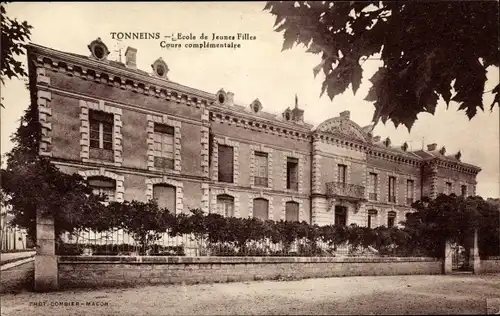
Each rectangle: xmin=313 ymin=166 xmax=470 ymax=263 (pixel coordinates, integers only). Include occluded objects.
xmin=1 ymin=273 xmax=499 ymax=315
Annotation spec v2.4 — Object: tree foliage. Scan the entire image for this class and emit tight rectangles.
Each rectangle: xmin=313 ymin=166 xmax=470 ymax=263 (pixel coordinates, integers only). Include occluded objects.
xmin=0 ymin=3 xmax=33 ymax=85
xmin=264 ymin=1 xmax=499 ymax=130
xmin=0 ymin=105 xmax=108 ymax=240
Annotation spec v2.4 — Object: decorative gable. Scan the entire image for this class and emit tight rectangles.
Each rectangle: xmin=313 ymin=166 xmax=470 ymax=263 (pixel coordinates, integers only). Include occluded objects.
xmin=151 ymin=57 xmax=169 ymax=80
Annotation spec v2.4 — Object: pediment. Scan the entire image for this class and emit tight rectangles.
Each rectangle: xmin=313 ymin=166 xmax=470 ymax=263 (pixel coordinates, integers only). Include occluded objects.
xmin=316 ymin=117 xmax=368 ymax=142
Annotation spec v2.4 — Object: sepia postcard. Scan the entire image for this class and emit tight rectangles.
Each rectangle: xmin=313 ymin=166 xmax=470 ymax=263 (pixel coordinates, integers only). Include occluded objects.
xmin=1 ymin=2 xmax=499 ymax=315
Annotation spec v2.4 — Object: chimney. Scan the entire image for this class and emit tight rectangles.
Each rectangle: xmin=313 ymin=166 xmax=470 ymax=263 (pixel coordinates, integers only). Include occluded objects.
xmin=125 ymin=47 xmax=137 ymax=69
xmin=226 ymin=92 xmax=234 ymax=106
xmin=339 ymin=110 xmax=350 ymax=120
xmin=427 ymin=143 xmax=438 ymax=151
xmin=373 ymin=136 xmax=381 ymax=142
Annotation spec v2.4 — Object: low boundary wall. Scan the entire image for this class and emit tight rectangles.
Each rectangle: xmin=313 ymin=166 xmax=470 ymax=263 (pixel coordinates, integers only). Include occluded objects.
xmin=481 ymin=256 xmax=500 ymax=273
xmin=58 ymin=256 xmax=442 ymax=289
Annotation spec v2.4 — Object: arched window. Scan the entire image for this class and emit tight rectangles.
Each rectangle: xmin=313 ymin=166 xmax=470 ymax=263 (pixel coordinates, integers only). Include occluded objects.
xmin=285 ymin=201 xmax=299 ymax=222
xmin=387 ymin=211 xmax=397 ymax=228
xmin=253 ymin=198 xmax=269 ymax=221
xmin=367 ymin=209 xmax=378 ymax=229
xmin=153 ymin=184 xmax=176 ymax=214
xmin=88 ymin=176 xmax=116 ymax=202
xmin=217 ymin=194 xmax=234 ymax=217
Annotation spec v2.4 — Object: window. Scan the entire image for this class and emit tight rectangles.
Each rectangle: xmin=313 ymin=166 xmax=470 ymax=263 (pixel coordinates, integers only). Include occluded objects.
xmin=254 ymin=152 xmax=268 ymax=187
xmin=461 ymin=185 xmax=467 ymax=197
xmin=406 ymin=180 xmax=415 ymax=205
xmin=153 ymin=124 xmax=175 ymax=170
xmin=445 ymin=182 xmax=452 ymax=195
xmin=334 ymin=206 xmax=347 ymax=226
xmin=285 ymin=201 xmax=299 ymax=222
xmin=388 ymin=176 xmax=396 ymax=203
xmin=153 ymin=184 xmax=176 ymax=214
xmin=89 ymin=110 xmax=114 ymax=161
xmin=387 ymin=211 xmax=396 ymax=228
xmin=253 ymin=198 xmax=269 ymax=221
xmin=218 ymin=145 xmax=234 ymax=183
xmin=367 ymin=209 xmax=378 ymax=229
xmin=217 ymin=194 xmax=234 ymax=217
xmin=286 ymin=157 xmax=299 ymax=191
xmin=338 ymin=164 xmax=347 ymax=184
xmin=88 ymin=176 xmax=116 ymax=202
xmin=368 ymin=173 xmax=378 ymax=201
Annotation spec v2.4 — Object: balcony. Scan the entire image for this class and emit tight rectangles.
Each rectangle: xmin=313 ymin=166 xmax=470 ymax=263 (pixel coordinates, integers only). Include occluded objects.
xmin=326 ymin=182 xmax=366 ymax=200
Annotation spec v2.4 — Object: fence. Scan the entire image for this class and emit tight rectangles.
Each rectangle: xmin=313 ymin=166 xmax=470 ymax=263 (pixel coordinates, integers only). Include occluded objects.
xmin=57 ymin=229 xmax=384 ymax=257
xmin=1 ymin=226 xmax=29 ymax=252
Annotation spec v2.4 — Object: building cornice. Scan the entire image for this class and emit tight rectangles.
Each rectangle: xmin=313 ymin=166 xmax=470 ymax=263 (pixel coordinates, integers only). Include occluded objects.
xmin=210 ymin=108 xmax=311 ymax=142
xmin=425 ymin=158 xmax=481 ymax=175
xmin=28 ymin=43 xmax=214 ymax=108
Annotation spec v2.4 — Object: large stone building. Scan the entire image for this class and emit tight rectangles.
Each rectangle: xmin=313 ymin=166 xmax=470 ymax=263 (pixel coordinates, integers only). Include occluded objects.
xmin=27 ymin=39 xmax=482 ymax=229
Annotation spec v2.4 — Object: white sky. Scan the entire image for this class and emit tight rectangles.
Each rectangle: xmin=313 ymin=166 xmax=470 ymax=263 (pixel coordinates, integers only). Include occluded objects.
xmin=1 ymin=2 xmax=499 ymax=198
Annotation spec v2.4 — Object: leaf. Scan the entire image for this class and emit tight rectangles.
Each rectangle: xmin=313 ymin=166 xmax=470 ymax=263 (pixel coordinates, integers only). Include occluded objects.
xmin=490 ymin=84 xmax=499 ymax=111
xmin=351 ymin=63 xmax=362 ymax=95
xmin=312 ymin=61 xmax=324 ymax=78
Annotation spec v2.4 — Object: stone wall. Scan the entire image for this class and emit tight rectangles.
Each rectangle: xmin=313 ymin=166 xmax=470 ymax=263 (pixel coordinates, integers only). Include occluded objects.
xmin=58 ymin=256 xmax=442 ymax=290
xmin=481 ymin=257 xmax=500 ymax=273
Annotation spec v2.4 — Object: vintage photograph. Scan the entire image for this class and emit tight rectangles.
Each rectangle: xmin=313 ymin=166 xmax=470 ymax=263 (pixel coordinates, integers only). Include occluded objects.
xmin=1 ymin=1 xmax=499 ymax=315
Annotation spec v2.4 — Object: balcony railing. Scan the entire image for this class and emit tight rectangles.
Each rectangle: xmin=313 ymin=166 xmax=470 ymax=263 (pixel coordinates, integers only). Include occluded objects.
xmin=326 ymin=182 xmax=365 ymax=200
xmin=254 ymin=177 xmax=268 ymax=187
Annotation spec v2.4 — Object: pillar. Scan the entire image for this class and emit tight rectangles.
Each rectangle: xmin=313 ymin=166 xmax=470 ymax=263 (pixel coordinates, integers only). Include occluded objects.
xmin=471 ymin=228 xmax=481 ymax=274
xmin=443 ymin=240 xmax=453 ymax=274
xmin=34 ymin=211 xmax=58 ymax=291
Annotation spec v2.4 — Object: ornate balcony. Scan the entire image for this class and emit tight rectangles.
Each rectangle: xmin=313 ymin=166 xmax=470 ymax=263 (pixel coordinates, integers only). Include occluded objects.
xmin=326 ymin=182 xmax=366 ymax=200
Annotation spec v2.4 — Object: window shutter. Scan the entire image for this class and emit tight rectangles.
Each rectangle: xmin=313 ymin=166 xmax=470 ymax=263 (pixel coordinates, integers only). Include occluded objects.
xmin=285 ymin=201 xmax=299 ymax=222
xmin=218 ymin=145 xmax=234 ymax=183
xmin=153 ymin=184 xmax=176 ymax=214
xmin=253 ymin=198 xmax=269 ymax=220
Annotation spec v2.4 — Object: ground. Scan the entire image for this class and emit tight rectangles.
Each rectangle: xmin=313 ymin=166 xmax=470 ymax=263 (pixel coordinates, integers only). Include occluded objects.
xmin=1 ymin=273 xmax=500 ymax=315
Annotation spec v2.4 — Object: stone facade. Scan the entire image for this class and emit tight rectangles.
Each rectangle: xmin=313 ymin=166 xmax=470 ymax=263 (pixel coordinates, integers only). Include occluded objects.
xmin=26 ymin=39 xmax=482 ymax=229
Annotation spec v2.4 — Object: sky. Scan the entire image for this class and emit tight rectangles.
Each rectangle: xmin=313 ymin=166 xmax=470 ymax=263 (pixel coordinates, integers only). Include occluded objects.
xmin=1 ymin=2 xmax=499 ymax=198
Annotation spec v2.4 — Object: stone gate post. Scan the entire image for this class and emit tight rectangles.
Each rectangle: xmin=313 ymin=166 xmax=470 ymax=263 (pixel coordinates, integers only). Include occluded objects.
xmin=443 ymin=240 xmax=453 ymax=274
xmin=34 ymin=210 xmax=58 ymax=291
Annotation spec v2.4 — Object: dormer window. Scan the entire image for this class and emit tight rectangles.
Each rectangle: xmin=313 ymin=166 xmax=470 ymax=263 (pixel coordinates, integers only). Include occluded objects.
xmin=88 ymin=38 xmax=110 ymax=61
xmin=250 ymin=99 xmax=262 ymax=114
xmin=285 ymin=112 xmax=291 ymax=120
xmin=151 ymin=58 xmax=169 ymax=79
xmin=156 ymin=64 xmax=166 ymax=77
xmin=253 ymin=103 xmax=259 ymax=113
xmin=218 ymin=93 xmax=225 ymax=104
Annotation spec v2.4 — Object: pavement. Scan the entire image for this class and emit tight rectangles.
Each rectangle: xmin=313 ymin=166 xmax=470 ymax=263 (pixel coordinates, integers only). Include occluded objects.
xmin=1 ymin=250 xmax=36 ymax=265
xmin=1 ymin=273 xmax=499 ymax=315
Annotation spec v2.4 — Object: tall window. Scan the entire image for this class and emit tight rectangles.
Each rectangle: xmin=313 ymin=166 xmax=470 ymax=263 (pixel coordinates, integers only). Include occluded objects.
xmin=153 ymin=124 xmax=175 ymax=170
xmin=254 ymin=152 xmax=268 ymax=187
xmin=461 ymin=185 xmax=467 ymax=197
xmin=286 ymin=157 xmax=299 ymax=191
xmin=338 ymin=164 xmax=347 ymax=184
xmin=406 ymin=180 xmax=415 ymax=205
xmin=89 ymin=110 xmax=113 ymax=161
xmin=445 ymin=182 xmax=452 ymax=195
xmin=153 ymin=184 xmax=176 ymax=214
xmin=285 ymin=201 xmax=299 ymax=222
xmin=367 ymin=209 xmax=378 ymax=229
xmin=334 ymin=206 xmax=347 ymax=226
xmin=253 ymin=198 xmax=269 ymax=221
xmin=88 ymin=176 xmax=116 ymax=202
xmin=369 ymin=173 xmax=378 ymax=201
xmin=217 ymin=194 xmax=234 ymax=217
xmin=388 ymin=176 xmax=396 ymax=203
xmin=218 ymin=145 xmax=234 ymax=183
xmin=387 ymin=211 xmax=396 ymax=228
